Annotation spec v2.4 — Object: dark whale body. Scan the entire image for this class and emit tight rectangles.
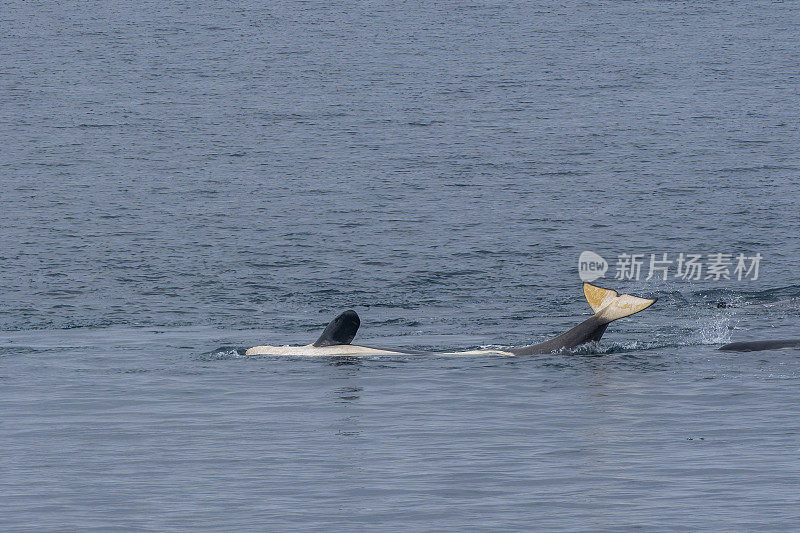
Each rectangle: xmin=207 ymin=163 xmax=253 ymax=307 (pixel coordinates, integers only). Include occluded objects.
xmin=718 ymin=339 xmax=800 ymax=352
xmin=507 ymin=317 xmax=609 ymax=355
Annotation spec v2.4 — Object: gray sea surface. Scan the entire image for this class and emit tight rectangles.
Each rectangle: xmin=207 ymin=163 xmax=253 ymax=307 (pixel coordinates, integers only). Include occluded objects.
xmin=2 ymin=1 xmax=800 ymax=531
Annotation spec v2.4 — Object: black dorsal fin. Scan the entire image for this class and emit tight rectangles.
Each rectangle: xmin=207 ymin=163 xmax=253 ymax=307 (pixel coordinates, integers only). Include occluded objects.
xmin=312 ymin=310 xmax=360 ymax=346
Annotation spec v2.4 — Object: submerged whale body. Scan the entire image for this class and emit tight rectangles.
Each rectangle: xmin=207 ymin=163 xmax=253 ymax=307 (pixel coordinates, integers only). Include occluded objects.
xmin=718 ymin=339 xmax=800 ymax=352
xmin=245 ymin=283 xmax=657 ymax=356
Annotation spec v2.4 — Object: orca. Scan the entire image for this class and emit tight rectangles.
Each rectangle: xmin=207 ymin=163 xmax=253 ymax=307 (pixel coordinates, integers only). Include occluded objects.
xmin=718 ymin=339 xmax=800 ymax=352
xmin=244 ymin=283 xmax=656 ymax=356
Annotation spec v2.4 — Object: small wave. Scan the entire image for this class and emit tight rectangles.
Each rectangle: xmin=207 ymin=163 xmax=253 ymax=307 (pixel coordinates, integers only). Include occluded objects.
xmin=643 ymin=285 xmax=800 ymax=316
xmin=757 ymin=298 xmax=800 ymax=309
xmin=555 ymin=340 xmax=673 ymax=356
xmin=198 ymin=346 xmax=249 ymax=360
xmin=0 ymin=346 xmax=46 ymax=356
xmin=690 ymin=284 xmax=800 ymax=307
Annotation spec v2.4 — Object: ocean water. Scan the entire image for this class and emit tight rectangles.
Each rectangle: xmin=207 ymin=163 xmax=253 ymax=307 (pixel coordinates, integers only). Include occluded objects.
xmin=2 ymin=0 xmax=800 ymax=531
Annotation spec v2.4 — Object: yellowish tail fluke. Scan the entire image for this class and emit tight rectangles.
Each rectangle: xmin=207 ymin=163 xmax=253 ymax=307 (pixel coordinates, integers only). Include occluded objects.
xmin=583 ymin=283 xmax=618 ymax=312
xmin=583 ymin=282 xmax=656 ymax=324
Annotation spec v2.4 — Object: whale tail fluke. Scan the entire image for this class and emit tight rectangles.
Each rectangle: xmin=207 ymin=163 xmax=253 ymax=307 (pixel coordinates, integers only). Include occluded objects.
xmin=583 ymin=283 xmax=656 ymax=325
xmin=583 ymin=283 xmax=618 ymax=312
